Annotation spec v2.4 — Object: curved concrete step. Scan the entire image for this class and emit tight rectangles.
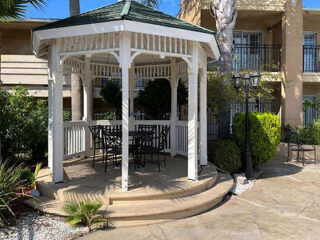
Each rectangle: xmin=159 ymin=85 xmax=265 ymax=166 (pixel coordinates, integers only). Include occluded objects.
xmin=26 ymin=173 xmax=233 ymax=227
xmin=36 ymin=169 xmax=218 ymax=205
xmin=107 ymin=174 xmax=233 ymax=222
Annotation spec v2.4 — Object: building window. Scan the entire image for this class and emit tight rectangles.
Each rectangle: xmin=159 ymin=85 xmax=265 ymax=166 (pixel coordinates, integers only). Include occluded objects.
xmin=303 ymin=95 xmax=318 ymax=126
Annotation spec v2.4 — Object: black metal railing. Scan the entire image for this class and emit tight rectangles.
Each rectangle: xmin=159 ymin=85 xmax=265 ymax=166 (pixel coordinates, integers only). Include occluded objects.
xmin=233 ymin=44 xmax=282 ymax=72
xmin=303 ymin=45 xmax=320 ymax=72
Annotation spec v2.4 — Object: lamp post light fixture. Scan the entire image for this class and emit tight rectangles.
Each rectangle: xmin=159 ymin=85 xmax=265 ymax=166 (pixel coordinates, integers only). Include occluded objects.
xmin=232 ymin=72 xmax=262 ymax=179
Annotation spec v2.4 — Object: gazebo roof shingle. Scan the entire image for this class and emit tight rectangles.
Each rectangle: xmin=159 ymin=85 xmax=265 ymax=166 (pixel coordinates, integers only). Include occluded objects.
xmin=33 ymin=1 xmax=214 ymax=34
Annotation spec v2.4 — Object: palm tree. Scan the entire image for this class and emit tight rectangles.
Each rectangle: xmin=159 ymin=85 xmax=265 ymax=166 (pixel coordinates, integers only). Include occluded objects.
xmin=63 ymin=200 xmax=107 ymax=232
xmin=210 ymin=0 xmax=237 ymax=138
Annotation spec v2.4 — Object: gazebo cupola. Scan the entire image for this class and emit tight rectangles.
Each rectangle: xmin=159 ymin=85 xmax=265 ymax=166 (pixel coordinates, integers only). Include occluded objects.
xmin=32 ymin=0 xmax=220 ymax=192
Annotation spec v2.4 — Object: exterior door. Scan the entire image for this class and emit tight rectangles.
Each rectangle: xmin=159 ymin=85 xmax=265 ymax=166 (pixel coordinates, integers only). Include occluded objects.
xmin=303 ymin=32 xmax=317 ymax=72
xmin=233 ymin=31 xmax=263 ymax=70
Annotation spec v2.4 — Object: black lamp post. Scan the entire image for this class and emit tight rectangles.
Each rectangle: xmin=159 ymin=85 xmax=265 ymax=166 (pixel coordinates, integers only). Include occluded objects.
xmin=233 ymin=71 xmax=261 ymax=179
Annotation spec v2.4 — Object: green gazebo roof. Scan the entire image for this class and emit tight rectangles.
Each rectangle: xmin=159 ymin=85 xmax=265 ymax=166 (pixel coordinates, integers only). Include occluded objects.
xmin=33 ymin=0 xmax=214 ymax=35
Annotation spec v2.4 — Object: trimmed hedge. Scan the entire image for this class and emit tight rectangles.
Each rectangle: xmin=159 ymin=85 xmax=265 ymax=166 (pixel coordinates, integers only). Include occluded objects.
xmin=209 ymin=140 xmax=242 ymax=173
xmin=232 ymin=112 xmax=281 ymax=167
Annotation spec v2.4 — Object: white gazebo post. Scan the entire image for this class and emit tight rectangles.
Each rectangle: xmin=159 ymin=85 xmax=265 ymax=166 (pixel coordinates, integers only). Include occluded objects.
xmin=48 ymin=39 xmax=64 ymax=183
xmin=199 ymin=55 xmax=208 ymax=166
xmin=170 ymin=58 xmax=178 ymax=157
xmin=187 ymin=42 xmax=199 ymax=181
xmin=129 ymin=63 xmax=135 ymax=131
xmin=83 ymin=55 xmax=92 ymax=156
xmin=120 ymin=31 xmax=131 ymax=192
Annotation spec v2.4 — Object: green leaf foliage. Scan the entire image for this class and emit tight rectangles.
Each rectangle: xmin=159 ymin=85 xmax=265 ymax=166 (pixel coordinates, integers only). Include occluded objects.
xmin=296 ymin=120 xmax=320 ymax=145
xmin=232 ymin=112 xmax=281 ymax=167
xmin=135 ymin=79 xmax=187 ymax=120
xmin=99 ymin=81 xmax=122 ymax=119
xmin=63 ymin=200 xmax=107 ymax=232
xmin=0 ymin=86 xmax=48 ymax=164
xmin=0 ymin=160 xmax=29 ymax=226
xmin=209 ymin=140 xmax=242 ymax=173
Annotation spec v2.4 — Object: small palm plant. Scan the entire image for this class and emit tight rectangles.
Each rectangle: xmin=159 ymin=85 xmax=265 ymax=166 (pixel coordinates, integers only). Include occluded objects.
xmin=30 ymin=163 xmax=42 ymax=189
xmin=63 ymin=200 xmax=107 ymax=232
xmin=0 ymin=161 xmax=28 ymax=226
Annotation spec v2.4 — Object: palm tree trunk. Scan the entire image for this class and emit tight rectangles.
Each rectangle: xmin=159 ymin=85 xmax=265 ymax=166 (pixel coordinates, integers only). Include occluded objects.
xmin=69 ymin=0 xmax=83 ymax=121
xmin=69 ymin=0 xmax=80 ymax=16
xmin=211 ymin=0 xmax=237 ymax=139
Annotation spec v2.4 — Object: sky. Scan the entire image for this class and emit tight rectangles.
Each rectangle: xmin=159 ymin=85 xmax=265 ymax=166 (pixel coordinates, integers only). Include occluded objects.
xmin=25 ymin=0 xmax=181 ymax=19
xmin=25 ymin=0 xmax=320 ymax=20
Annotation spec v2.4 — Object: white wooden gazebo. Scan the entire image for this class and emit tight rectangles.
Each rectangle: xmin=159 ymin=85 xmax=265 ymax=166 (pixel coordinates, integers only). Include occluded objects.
xmin=32 ymin=0 xmax=220 ymax=192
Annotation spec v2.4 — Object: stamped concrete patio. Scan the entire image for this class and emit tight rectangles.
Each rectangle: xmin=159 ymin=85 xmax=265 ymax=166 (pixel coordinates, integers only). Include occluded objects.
xmin=80 ymin=148 xmax=320 ymax=240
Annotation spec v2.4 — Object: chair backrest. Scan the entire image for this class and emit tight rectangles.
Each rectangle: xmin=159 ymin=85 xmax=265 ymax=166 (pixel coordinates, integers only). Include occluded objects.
xmin=103 ymin=127 xmax=122 ymax=148
xmin=158 ymin=126 xmax=170 ymax=149
xmin=89 ymin=125 xmax=104 ymax=140
xmin=138 ymin=125 xmax=157 ymax=135
xmin=288 ymin=132 xmax=299 ymax=145
xmin=89 ymin=125 xmax=104 ymax=148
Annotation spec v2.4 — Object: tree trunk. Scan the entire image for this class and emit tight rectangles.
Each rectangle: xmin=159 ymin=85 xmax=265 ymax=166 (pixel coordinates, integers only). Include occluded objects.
xmin=69 ymin=0 xmax=83 ymax=121
xmin=211 ymin=0 xmax=237 ymax=139
xmin=69 ymin=0 xmax=80 ymax=17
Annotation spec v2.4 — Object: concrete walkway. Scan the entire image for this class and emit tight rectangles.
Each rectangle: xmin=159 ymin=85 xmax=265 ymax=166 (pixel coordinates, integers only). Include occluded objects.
xmin=79 ymin=155 xmax=320 ymax=240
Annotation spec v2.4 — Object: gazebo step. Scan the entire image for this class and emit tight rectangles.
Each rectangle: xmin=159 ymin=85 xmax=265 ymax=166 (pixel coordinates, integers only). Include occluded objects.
xmin=108 ymin=173 xmax=217 ymax=204
xmin=107 ymin=174 xmax=233 ymax=223
xmin=26 ymin=173 xmax=233 ymax=227
xmin=36 ymin=164 xmax=218 ymax=204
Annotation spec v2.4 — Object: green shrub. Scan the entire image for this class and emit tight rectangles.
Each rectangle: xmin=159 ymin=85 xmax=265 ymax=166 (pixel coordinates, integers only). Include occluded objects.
xmin=0 ymin=86 xmax=48 ymax=165
xmin=0 ymin=161 xmax=29 ymax=227
xmin=63 ymin=200 xmax=107 ymax=232
xmin=209 ymin=140 xmax=242 ymax=173
xmin=232 ymin=112 xmax=281 ymax=167
xmin=296 ymin=121 xmax=320 ymax=145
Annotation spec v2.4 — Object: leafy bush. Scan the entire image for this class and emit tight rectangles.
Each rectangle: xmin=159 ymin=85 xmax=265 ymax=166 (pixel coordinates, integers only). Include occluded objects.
xmin=209 ymin=140 xmax=242 ymax=173
xmin=0 ymin=161 xmax=29 ymax=227
xmin=136 ymin=79 xmax=187 ymax=120
xmin=63 ymin=200 xmax=107 ymax=232
xmin=99 ymin=81 xmax=122 ymax=119
xmin=296 ymin=121 xmax=320 ymax=145
xmin=0 ymin=86 xmax=48 ymax=164
xmin=232 ymin=112 xmax=281 ymax=167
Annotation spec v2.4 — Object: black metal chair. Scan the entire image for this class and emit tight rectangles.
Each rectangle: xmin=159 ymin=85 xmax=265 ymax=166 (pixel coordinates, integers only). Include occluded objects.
xmin=287 ymin=132 xmax=317 ymax=166
xmin=103 ymin=126 xmax=122 ymax=172
xmin=140 ymin=126 xmax=170 ymax=172
xmin=89 ymin=125 xmax=104 ymax=167
xmin=138 ymin=124 xmax=157 ymax=161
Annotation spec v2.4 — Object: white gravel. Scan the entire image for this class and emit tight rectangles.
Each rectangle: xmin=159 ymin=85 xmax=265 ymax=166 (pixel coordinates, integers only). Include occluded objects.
xmin=0 ymin=212 xmax=88 ymax=240
xmin=231 ymin=180 xmax=255 ymax=195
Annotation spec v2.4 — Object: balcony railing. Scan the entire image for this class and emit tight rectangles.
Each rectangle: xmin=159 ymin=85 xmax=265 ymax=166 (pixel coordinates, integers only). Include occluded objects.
xmin=208 ymin=45 xmax=282 ymax=72
xmin=233 ymin=44 xmax=282 ymax=72
xmin=303 ymin=45 xmax=320 ymax=73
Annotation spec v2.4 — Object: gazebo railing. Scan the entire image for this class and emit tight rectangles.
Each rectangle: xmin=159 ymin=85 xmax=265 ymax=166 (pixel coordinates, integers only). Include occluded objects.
xmin=176 ymin=121 xmax=188 ymax=156
xmin=63 ymin=120 xmax=189 ymax=159
xmin=63 ymin=121 xmax=87 ymax=158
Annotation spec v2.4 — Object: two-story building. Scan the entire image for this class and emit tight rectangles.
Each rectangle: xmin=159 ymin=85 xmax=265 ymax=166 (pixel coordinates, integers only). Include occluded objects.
xmin=180 ymin=0 xmax=320 ymax=127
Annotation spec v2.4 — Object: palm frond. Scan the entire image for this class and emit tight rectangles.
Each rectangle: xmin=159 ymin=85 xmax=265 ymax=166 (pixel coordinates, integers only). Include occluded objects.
xmin=0 ymin=0 xmax=47 ymax=20
xmin=63 ymin=200 xmax=80 ymax=215
xmin=138 ymin=0 xmax=160 ymax=9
